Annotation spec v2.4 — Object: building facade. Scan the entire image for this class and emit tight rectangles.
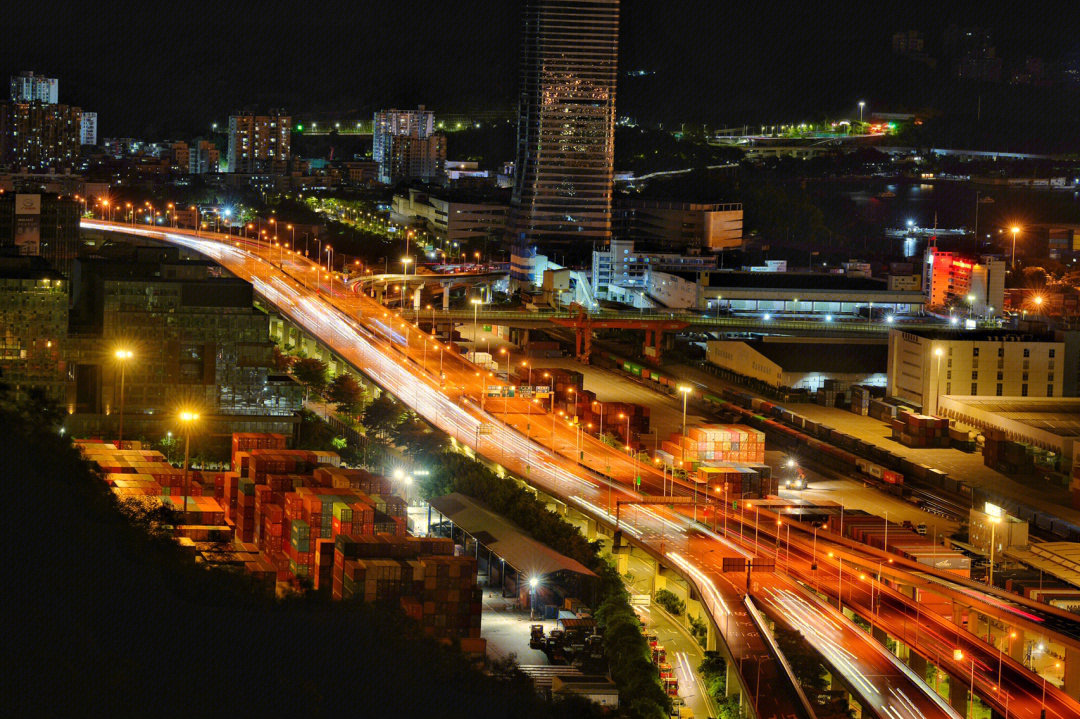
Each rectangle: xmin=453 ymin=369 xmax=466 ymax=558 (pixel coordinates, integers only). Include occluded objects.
xmin=0 ymin=254 xmax=68 ymax=403
xmin=10 ymin=72 xmax=58 ymax=104
xmin=372 ymin=107 xmax=443 ymax=184
xmin=887 ymin=328 xmax=1065 ymax=414
xmin=227 ymin=111 xmax=291 ymax=173
xmin=614 ymin=199 xmax=743 ymax=252
xmin=590 ymin=239 xmax=717 ymax=300
xmin=66 ymin=246 xmax=302 ymax=433
xmin=923 ymin=246 xmax=973 ymax=309
xmin=189 ymin=138 xmax=220 ymax=174
xmin=707 ymin=338 xmax=888 ymax=392
xmin=2 ymin=101 xmax=81 ymax=169
xmin=0 ymin=193 xmax=82 ymax=277
xmin=391 ymin=188 xmax=507 ymax=246
xmin=79 ymin=111 xmax=97 ymax=146
xmin=506 ymin=0 xmax=619 ymax=265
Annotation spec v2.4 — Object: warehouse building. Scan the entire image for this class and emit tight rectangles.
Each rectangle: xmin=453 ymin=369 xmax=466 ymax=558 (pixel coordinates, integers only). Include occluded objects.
xmin=937 ymin=396 xmax=1080 ymax=470
xmin=887 ymin=328 xmax=1067 ymax=415
xmin=706 ymin=337 xmax=888 ymax=392
xmin=644 ymin=269 xmax=925 ymax=315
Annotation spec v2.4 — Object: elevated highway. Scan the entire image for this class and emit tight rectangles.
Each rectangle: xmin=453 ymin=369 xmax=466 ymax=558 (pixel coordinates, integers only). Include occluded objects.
xmin=86 ymin=219 xmax=1023 ymax=718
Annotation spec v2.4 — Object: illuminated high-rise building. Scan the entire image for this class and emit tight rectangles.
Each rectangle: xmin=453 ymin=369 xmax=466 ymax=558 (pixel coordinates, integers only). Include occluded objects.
xmin=507 ymin=0 xmax=619 ymax=275
xmin=226 ymin=110 xmax=290 ymax=173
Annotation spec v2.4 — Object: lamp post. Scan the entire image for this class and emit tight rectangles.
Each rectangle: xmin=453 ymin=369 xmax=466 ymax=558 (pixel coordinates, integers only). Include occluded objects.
xmin=1010 ymin=226 xmax=1021 ymax=270
xmin=499 ymin=347 xmax=511 ymax=417
xmin=858 ymin=100 xmax=865 ymax=123
xmin=678 ymin=385 xmax=692 ymax=469
xmin=989 ymin=515 xmax=1001 ymax=586
xmin=470 ymin=298 xmax=482 ymax=347
xmin=179 ymin=410 xmax=200 ymax=515
xmin=114 ymin=349 xmax=133 ymax=446
xmin=528 ymin=576 xmax=539 ymax=619
xmin=401 ymin=257 xmax=413 ymax=312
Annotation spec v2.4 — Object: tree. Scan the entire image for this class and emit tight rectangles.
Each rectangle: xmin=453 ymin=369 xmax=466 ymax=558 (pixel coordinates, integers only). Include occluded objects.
xmin=363 ymin=393 xmax=405 ymax=437
xmin=328 ymin=373 xmax=365 ymax=416
xmin=396 ymin=415 xmax=448 ymax=458
xmin=292 ymin=357 xmax=328 ymax=398
xmin=272 ymin=345 xmax=294 ymax=373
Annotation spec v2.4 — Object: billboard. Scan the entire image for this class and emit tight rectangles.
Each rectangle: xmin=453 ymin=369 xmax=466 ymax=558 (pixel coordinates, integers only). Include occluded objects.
xmin=14 ymin=194 xmax=41 ymax=256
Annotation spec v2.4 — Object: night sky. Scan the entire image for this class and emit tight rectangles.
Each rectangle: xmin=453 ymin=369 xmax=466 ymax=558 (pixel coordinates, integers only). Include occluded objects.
xmin=5 ymin=1 xmax=1078 ymax=138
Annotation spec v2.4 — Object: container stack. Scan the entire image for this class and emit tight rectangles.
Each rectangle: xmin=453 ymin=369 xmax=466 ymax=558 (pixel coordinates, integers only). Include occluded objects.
xmin=850 ymin=386 xmax=871 ymax=416
xmin=231 ymin=432 xmax=288 ymax=469
xmin=697 ymin=462 xmax=776 ymax=499
xmin=662 ymin=425 xmax=765 ymax=467
xmin=948 ymin=426 xmax=976 ymax=452
xmin=891 ymin=411 xmax=950 ymax=448
xmin=869 ymin=399 xmax=900 ymax=422
xmin=841 ymin=514 xmax=970 ymax=577
xmin=983 ymin=428 xmax=1037 ymax=476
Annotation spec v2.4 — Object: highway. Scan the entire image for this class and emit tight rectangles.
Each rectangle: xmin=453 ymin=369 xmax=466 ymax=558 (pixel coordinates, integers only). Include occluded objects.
xmin=84 ymin=219 xmax=1000 ymax=719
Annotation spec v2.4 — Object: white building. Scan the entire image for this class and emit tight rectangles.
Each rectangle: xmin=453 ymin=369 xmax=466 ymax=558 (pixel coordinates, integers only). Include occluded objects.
xmin=970 ymin=256 xmax=1007 ymax=318
xmin=706 ymin=338 xmax=888 ymax=392
xmin=390 ymin=188 xmax=506 ymax=245
xmin=10 ymin=71 xmax=58 ymax=104
xmin=591 ymin=239 xmax=716 ymax=301
xmin=79 ymin=112 xmax=97 ymax=146
xmin=887 ymin=328 xmax=1065 ymax=414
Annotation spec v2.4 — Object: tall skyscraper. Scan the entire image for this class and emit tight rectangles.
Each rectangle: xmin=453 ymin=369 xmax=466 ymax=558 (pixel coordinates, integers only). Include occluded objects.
xmin=226 ymin=110 xmax=290 ymax=173
xmin=11 ymin=72 xmax=58 ymax=104
xmin=507 ymin=0 xmax=619 ymax=274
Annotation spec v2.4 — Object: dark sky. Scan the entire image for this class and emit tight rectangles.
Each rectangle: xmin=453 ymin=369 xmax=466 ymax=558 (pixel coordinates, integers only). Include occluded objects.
xmin=5 ymin=1 xmax=1078 ymax=138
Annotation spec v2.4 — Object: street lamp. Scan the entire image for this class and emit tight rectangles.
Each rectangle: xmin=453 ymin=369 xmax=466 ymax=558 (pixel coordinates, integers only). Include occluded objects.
xmin=988 ymin=515 xmax=1001 ymax=586
xmin=470 ymin=297 xmax=483 ymax=347
xmin=178 ymin=410 xmax=200 ymax=515
xmin=401 ymin=257 xmax=413 ymax=312
xmin=528 ymin=576 xmax=540 ymax=619
xmin=1011 ymin=226 xmax=1020 ymax=269
xmin=678 ymin=385 xmax=692 ymax=469
xmin=858 ymin=100 xmax=865 ymax=123
xmin=114 ymin=349 xmax=133 ymax=446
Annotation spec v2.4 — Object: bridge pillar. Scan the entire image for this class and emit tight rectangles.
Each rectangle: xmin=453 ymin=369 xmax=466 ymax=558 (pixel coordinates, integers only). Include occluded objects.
xmin=948 ymin=674 xmax=969 ymax=717
xmin=908 ymin=650 xmax=928 ymax=680
xmin=725 ymin=660 xmax=742 ymax=700
xmin=871 ymin=625 xmax=888 ymax=647
xmin=1065 ymin=646 xmax=1080 ymax=699
xmin=442 ymin=282 xmax=451 ymax=310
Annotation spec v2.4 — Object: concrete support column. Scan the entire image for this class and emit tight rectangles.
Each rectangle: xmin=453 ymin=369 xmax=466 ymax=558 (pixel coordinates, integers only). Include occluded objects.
xmin=442 ymin=283 xmax=451 ymax=309
xmin=872 ymin=625 xmax=888 ymax=647
xmin=584 ymin=518 xmax=598 ymax=542
xmin=948 ymin=674 xmax=969 ymax=717
xmin=1065 ymin=646 xmax=1080 ymax=699
xmin=725 ymin=660 xmax=742 ymax=699
xmin=908 ymin=651 xmax=928 ymax=680
xmin=1010 ymin=630 xmax=1028 ymax=662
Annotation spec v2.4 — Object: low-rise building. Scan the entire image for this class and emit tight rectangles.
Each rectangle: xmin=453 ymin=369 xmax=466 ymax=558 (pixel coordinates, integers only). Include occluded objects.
xmin=641 ymin=269 xmax=925 ymax=315
xmin=591 ymin=239 xmax=716 ymax=301
xmin=887 ymin=328 xmax=1066 ymax=414
xmin=706 ymin=337 xmax=888 ymax=392
xmin=614 ymin=198 xmax=743 ymax=252
xmin=391 ymin=187 xmax=507 ymax=246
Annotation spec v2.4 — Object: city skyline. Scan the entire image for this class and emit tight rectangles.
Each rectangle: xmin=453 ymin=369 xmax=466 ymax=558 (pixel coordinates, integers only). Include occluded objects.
xmin=6 ymin=1 xmax=1080 ymax=138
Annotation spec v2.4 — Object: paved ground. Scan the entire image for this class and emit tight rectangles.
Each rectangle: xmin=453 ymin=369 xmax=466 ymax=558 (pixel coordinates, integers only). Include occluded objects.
xmin=480 ymin=588 xmax=553 ymax=665
xmin=667 ymin=360 xmax=1080 ymax=527
xmin=763 ymin=450 xmax=962 ymax=537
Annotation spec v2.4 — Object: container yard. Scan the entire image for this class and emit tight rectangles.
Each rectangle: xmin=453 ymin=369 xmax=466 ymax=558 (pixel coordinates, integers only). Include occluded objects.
xmin=77 ymin=434 xmax=484 ymax=645
xmin=661 ymin=424 xmax=765 ymax=466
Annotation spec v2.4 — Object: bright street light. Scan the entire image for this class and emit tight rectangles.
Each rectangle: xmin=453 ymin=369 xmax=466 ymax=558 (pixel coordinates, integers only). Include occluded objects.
xmin=114 ymin=349 xmax=134 ymax=446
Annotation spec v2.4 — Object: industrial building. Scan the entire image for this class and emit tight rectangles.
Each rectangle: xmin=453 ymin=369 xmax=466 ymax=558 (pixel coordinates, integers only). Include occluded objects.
xmin=591 ymin=239 xmax=716 ymax=301
xmin=63 ymin=245 xmax=303 ymax=436
xmin=391 ymin=187 xmax=507 ymax=246
xmin=887 ymin=328 xmax=1066 ymax=414
xmin=937 ymin=396 xmax=1080 ymax=470
xmin=641 ymin=269 xmax=925 ymax=315
xmin=706 ymin=338 xmax=888 ymax=393
xmin=613 ymin=199 xmax=743 ymax=253
xmin=0 ymin=254 xmax=68 ymax=403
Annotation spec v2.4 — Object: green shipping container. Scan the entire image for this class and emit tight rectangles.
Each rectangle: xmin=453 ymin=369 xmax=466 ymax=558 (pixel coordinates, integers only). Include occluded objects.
xmin=482 ymin=324 xmax=492 ymax=332
xmin=622 ymin=362 xmax=632 ymax=372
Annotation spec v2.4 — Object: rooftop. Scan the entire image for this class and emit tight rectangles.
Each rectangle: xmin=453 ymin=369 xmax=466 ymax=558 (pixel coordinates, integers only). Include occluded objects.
xmin=895 ymin=327 xmax=1059 ymax=342
xmin=939 ymin=396 xmax=1080 ymax=439
xmin=750 ymin=340 xmax=888 ymax=374
xmin=662 ymin=270 xmax=894 ymax=292
xmin=428 ymin=493 xmax=597 ymax=579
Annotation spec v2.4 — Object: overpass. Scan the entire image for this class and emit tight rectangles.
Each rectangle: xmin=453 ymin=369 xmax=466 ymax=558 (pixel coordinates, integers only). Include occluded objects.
xmin=87 ymin=219 xmax=1058 ymax=718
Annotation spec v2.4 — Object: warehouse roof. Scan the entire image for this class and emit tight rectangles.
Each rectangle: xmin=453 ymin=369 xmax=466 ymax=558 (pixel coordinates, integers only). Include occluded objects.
xmin=751 ymin=340 xmax=888 ymax=374
xmin=896 ymin=327 xmax=1058 ymax=342
xmin=429 ymin=493 xmax=597 ymax=578
xmin=938 ymin=397 xmax=1080 ymax=438
xmin=668 ymin=271 xmax=890 ymax=292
